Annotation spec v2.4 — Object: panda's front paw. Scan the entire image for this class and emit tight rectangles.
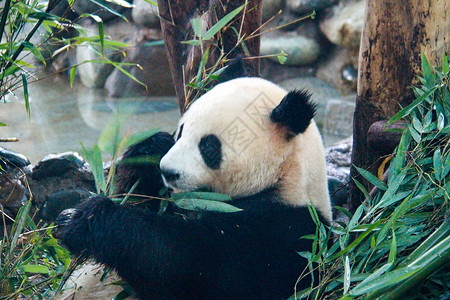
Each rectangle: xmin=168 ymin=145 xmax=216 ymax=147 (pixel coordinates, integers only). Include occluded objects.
xmin=53 ymin=195 xmax=116 ymax=255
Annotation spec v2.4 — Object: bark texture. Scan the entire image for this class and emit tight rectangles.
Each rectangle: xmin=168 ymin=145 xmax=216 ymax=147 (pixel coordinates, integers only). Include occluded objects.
xmin=350 ymin=0 xmax=449 ymax=209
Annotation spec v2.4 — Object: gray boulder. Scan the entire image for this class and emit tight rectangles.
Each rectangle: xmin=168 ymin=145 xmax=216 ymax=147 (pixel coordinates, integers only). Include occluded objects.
xmin=104 ymin=42 xmax=175 ymax=97
xmin=319 ymin=0 xmax=365 ymax=50
xmin=262 ymin=0 xmax=286 ymax=21
xmin=260 ymin=30 xmax=321 ymax=66
xmin=71 ymin=0 xmax=132 ymax=23
xmin=132 ymin=0 xmax=160 ymax=28
xmin=287 ymin=0 xmax=337 ymax=15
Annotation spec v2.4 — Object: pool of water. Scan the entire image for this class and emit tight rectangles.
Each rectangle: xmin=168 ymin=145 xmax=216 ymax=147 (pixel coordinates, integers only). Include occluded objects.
xmin=0 ymin=74 xmax=180 ymax=163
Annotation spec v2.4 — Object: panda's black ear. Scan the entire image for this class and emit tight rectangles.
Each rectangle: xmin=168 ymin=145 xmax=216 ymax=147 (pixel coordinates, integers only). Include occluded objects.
xmin=270 ymin=89 xmax=316 ymax=138
xmin=219 ymin=55 xmax=248 ymax=83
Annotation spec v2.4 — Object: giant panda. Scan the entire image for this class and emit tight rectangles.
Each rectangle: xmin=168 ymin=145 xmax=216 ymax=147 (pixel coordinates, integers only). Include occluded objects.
xmin=54 ymin=76 xmax=332 ymax=300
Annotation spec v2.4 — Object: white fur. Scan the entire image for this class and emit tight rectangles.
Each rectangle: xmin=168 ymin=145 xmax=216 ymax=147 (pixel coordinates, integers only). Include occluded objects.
xmin=160 ymin=77 xmax=332 ymax=221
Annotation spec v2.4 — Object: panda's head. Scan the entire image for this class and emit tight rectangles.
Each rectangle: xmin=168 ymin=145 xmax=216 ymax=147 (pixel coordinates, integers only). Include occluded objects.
xmin=160 ymin=77 xmax=331 ymax=220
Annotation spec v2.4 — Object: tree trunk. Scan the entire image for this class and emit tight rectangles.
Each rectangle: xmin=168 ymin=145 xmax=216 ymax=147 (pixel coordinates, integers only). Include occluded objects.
xmin=349 ymin=0 xmax=450 ymax=210
xmin=157 ymin=0 xmax=262 ymax=114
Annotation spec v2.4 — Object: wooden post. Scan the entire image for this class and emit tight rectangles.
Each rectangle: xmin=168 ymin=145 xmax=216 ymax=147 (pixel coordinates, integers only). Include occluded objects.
xmin=157 ymin=0 xmax=262 ymax=114
xmin=349 ymin=0 xmax=449 ymax=210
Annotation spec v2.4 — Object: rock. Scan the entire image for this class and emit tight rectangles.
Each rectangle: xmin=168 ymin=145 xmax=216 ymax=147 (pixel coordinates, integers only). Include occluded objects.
xmin=28 ymin=162 xmax=95 ymax=206
xmin=104 ymin=42 xmax=175 ymax=97
xmin=287 ymin=0 xmax=337 ymax=15
xmin=71 ymin=0 xmax=132 ymax=23
xmin=56 ymin=262 xmax=135 ymax=300
xmin=319 ymin=0 xmax=365 ymax=50
xmin=262 ymin=0 xmax=285 ymax=21
xmin=0 ymin=147 xmax=31 ymax=170
xmin=316 ymin=46 xmax=358 ymax=95
xmin=260 ymin=30 xmax=321 ymax=66
xmin=325 ymin=137 xmax=352 ymax=182
xmin=323 ymin=96 xmax=355 ymax=137
xmin=278 ymin=76 xmax=340 ymax=128
xmin=0 ymin=174 xmax=28 ymax=212
xmin=40 ymin=189 xmax=92 ymax=221
xmin=132 ymin=0 xmax=160 ymax=28
xmin=32 ymin=152 xmax=86 ymax=180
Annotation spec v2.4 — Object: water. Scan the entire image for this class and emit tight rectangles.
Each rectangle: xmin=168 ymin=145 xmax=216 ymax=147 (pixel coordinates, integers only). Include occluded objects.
xmin=0 ymin=74 xmax=180 ymax=163
xmin=0 ymin=74 xmax=345 ymax=164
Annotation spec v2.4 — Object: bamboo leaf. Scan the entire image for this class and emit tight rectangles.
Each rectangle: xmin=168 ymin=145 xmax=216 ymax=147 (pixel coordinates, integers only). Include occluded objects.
xmin=203 ymin=5 xmax=245 ymax=41
xmin=171 ymin=192 xmax=232 ymax=202
xmin=21 ymin=72 xmax=30 ymax=121
xmin=354 ymin=166 xmax=387 ymax=191
xmin=388 ymin=230 xmax=397 ymax=263
xmin=22 ymin=41 xmax=45 ymax=64
xmin=443 ymin=52 xmax=449 ymax=74
xmin=70 ymin=66 xmax=77 ymax=87
xmin=191 ymin=17 xmax=203 ymax=38
xmin=174 ymin=198 xmax=241 ymax=213
xmin=194 ymin=47 xmax=209 ymax=86
xmin=343 ymin=256 xmax=351 ymax=294
xmin=18 ymin=264 xmax=50 ymax=274
xmin=349 ymin=266 xmax=420 ymax=296
xmin=387 ymin=87 xmax=437 ymax=126
xmin=421 ymin=52 xmax=435 ymax=87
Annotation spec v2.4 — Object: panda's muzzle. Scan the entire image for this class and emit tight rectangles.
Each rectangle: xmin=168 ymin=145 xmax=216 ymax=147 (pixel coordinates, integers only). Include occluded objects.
xmin=161 ymin=168 xmax=180 ymax=183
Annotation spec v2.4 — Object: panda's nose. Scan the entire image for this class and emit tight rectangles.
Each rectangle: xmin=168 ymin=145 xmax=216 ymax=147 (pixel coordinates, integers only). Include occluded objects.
xmin=161 ymin=169 xmax=180 ymax=182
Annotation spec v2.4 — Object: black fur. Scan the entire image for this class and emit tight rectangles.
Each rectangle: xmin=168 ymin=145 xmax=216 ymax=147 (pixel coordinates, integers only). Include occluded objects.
xmin=199 ymin=134 xmax=222 ymax=169
xmin=270 ymin=89 xmax=317 ymax=139
xmin=54 ymin=189 xmax=326 ymax=300
xmin=115 ymin=132 xmax=174 ymax=199
xmin=219 ymin=55 xmax=248 ymax=83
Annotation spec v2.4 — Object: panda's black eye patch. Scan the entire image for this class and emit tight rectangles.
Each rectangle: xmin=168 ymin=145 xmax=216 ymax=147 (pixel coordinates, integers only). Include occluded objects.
xmin=176 ymin=124 xmax=184 ymax=141
xmin=199 ymin=134 xmax=222 ymax=169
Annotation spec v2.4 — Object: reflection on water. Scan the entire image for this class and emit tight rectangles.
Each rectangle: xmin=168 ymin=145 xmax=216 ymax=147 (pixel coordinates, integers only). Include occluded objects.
xmin=0 ymin=74 xmax=180 ymax=163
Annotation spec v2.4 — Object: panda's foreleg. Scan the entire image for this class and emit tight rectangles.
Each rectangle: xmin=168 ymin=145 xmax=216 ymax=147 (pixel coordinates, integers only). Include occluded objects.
xmin=54 ymin=195 xmax=198 ymax=298
xmin=54 ymin=195 xmax=314 ymax=299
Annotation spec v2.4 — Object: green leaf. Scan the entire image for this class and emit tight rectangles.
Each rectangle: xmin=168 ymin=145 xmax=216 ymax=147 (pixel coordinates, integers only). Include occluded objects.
xmin=80 ymin=143 xmax=106 ymax=194
xmin=182 ymin=39 xmax=201 ymax=46
xmin=86 ymin=0 xmax=127 ymax=21
xmin=22 ymin=41 xmax=45 ymax=64
xmin=354 ymin=166 xmax=387 ymax=191
xmin=277 ymin=50 xmax=287 ymax=65
xmin=120 ymin=129 xmax=159 ymax=151
xmin=376 ymin=193 xmax=411 ymax=246
xmin=174 ymin=198 xmax=242 ymax=213
xmin=98 ymin=113 xmax=125 ymax=156
xmin=203 ymin=4 xmax=245 ymax=41
xmin=70 ymin=66 xmax=77 ymax=88
xmin=18 ymin=264 xmax=50 ymax=274
xmin=191 ymin=17 xmax=203 ymax=38
xmin=21 ymin=72 xmax=30 ymax=121
xmin=194 ymin=47 xmax=209 ymax=86
xmin=421 ymin=52 xmax=434 ymax=87
xmin=349 ymin=266 xmax=420 ymax=296
xmin=387 ymin=86 xmax=437 ymax=126
xmin=9 ymin=199 xmax=32 ymax=255
xmin=343 ymin=256 xmax=351 ymax=294
xmin=171 ymin=191 xmax=232 ymax=202
xmin=433 ymin=149 xmax=443 ymax=181
xmin=388 ymin=230 xmax=397 ymax=263
xmin=443 ymin=52 xmax=449 ymax=74
xmin=412 ymin=116 xmax=423 ymax=133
